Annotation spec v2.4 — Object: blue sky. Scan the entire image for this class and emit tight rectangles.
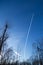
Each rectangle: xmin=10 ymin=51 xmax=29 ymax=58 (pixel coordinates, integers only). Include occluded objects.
xmin=0 ymin=0 xmax=43 ymax=61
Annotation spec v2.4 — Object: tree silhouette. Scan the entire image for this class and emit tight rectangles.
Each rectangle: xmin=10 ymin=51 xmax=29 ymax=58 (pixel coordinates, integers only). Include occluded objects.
xmin=0 ymin=24 xmax=14 ymax=64
xmin=0 ymin=24 xmax=8 ymax=54
xmin=32 ymin=39 xmax=43 ymax=65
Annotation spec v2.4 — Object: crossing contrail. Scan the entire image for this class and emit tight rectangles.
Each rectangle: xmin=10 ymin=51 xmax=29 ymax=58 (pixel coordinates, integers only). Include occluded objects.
xmin=14 ymin=49 xmax=21 ymax=60
xmin=24 ymin=14 xmax=34 ymax=59
xmin=14 ymin=50 xmax=21 ymax=57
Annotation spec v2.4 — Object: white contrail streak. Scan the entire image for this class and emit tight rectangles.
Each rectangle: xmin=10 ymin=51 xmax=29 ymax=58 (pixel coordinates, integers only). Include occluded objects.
xmin=24 ymin=14 xmax=34 ymax=59
xmin=14 ymin=50 xmax=21 ymax=60
xmin=14 ymin=50 xmax=21 ymax=56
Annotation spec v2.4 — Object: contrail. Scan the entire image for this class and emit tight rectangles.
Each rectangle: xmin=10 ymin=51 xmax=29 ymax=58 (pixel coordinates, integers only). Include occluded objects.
xmin=24 ymin=14 xmax=34 ymax=59
xmin=14 ymin=49 xmax=21 ymax=60
xmin=14 ymin=50 xmax=21 ymax=56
